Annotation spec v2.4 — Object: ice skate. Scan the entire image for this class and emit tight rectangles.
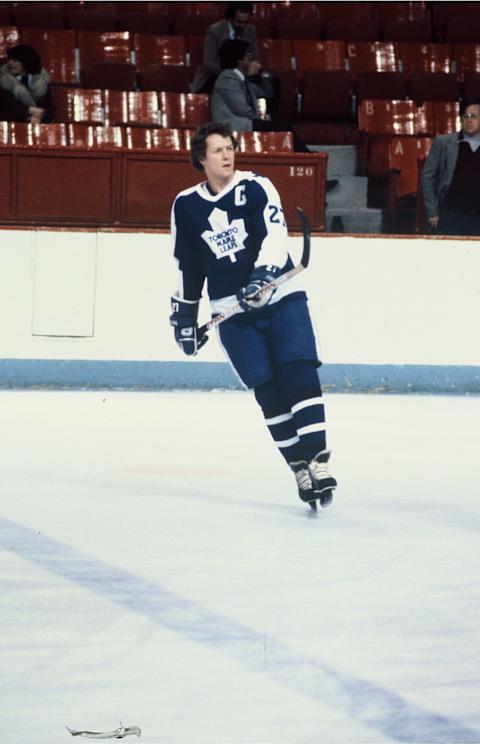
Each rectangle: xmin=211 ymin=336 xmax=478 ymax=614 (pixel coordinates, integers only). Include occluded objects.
xmin=289 ymin=460 xmax=318 ymax=510
xmin=308 ymin=451 xmax=337 ymax=508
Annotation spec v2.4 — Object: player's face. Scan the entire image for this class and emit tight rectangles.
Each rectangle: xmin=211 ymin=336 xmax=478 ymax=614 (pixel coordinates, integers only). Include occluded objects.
xmin=461 ymin=104 xmax=480 ymax=136
xmin=200 ymin=134 xmax=236 ymax=189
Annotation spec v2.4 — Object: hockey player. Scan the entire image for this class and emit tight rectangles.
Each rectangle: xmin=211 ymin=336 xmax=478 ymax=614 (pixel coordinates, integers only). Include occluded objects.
xmin=169 ymin=122 xmax=337 ymax=509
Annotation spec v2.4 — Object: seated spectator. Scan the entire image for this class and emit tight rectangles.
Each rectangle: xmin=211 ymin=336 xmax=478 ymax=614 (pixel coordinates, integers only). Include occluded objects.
xmin=211 ymin=39 xmax=274 ymax=133
xmin=190 ymin=1 xmax=261 ymax=94
xmin=0 ymin=44 xmax=54 ymax=123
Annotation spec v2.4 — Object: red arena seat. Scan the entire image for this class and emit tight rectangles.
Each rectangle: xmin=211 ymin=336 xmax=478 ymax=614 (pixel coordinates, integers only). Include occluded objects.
xmin=159 ymin=91 xmax=210 ymax=128
xmin=445 ymin=16 xmax=480 ymax=44
xmin=83 ymin=61 xmax=137 ymax=91
xmin=14 ymin=3 xmax=64 ymax=30
xmin=172 ymin=15 xmax=217 ymax=38
xmin=258 ymin=39 xmax=293 ymax=71
xmin=7 ymin=121 xmax=32 ymax=146
xmin=388 ymin=135 xmax=432 ymax=198
xmin=408 ymin=72 xmax=460 ymax=105
xmin=78 ymin=31 xmax=132 ymax=80
xmin=416 ymin=101 xmax=460 ymax=135
xmin=325 ymin=18 xmax=378 ymax=42
xmin=294 ymin=40 xmax=346 ymax=76
xmin=0 ymin=26 xmax=21 ymax=58
xmin=118 ymin=12 xmax=171 ymax=35
xmin=137 ymin=64 xmax=192 ymax=93
xmin=0 ymin=6 xmax=11 ymax=25
xmin=383 ymin=19 xmax=432 ymax=43
xmin=0 ymin=119 xmax=8 ymax=145
xmin=103 ymin=90 xmax=160 ymax=127
xmin=432 ymin=2 xmax=479 ymax=40
xmin=52 ymin=87 xmax=104 ymax=125
xmin=300 ymin=70 xmax=352 ymax=120
xmin=275 ymin=17 xmax=322 ymax=41
xmin=463 ymin=70 xmax=480 ymax=99
xmin=67 ymin=124 xmax=124 ymax=148
xmin=358 ymin=99 xmax=417 ymax=134
xmin=318 ymin=2 xmax=375 ymax=25
xmin=67 ymin=6 xmax=117 ymax=32
xmin=399 ymin=43 xmax=454 ymax=76
xmin=124 ymin=127 xmax=184 ymax=149
xmin=30 ymin=122 xmax=68 ymax=147
xmin=133 ymin=34 xmax=187 ymax=67
xmin=236 ymin=131 xmax=293 ymax=153
xmin=22 ymin=29 xmax=78 ymax=86
xmin=454 ymin=43 xmax=480 ymax=81
xmin=356 ymin=72 xmax=407 ymax=102
xmin=347 ymin=42 xmax=399 ymax=78
xmin=376 ymin=2 xmax=429 ymax=23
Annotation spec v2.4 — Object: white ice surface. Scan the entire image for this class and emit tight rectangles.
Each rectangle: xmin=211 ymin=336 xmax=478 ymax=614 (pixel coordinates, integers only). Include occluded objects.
xmin=0 ymin=390 xmax=479 ymax=744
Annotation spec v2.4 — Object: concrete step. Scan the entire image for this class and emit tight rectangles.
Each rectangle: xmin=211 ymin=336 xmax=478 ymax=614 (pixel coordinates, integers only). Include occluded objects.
xmin=325 ymin=176 xmax=367 ymax=209
xmin=326 ymin=207 xmax=384 ymax=234
xmin=309 ymin=145 xmax=357 ymax=176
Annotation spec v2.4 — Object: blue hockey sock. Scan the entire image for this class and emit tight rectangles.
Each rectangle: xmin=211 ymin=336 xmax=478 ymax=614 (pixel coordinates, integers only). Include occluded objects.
xmin=277 ymin=360 xmax=328 ymax=462
xmin=254 ymin=379 xmax=302 ymax=463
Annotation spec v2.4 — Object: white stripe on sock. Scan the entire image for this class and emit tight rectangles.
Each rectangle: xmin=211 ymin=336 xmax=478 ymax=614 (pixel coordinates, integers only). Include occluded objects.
xmin=276 ymin=435 xmax=300 ymax=448
xmin=291 ymin=396 xmax=324 ymax=414
xmin=265 ymin=412 xmax=293 ymax=426
xmin=297 ymin=423 xmax=326 ymax=436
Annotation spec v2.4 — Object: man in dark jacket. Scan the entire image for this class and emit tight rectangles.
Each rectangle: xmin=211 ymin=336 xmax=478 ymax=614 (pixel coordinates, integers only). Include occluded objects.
xmin=211 ymin=39 xmax=273 ymax=132
xmin=190 ymin=2 xmax=261 ymax=94
xmin=421 ymin=97 xmax=480 ymax=236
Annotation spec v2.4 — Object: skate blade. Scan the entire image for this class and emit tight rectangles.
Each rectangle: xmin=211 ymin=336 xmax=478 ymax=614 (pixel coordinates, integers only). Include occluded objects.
xmin=318 ymin=488 xmax=334 ymax=508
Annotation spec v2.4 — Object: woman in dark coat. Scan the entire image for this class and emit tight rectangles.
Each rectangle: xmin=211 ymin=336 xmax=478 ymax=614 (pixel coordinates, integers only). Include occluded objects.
xmin=0 ymin=44 xmax=54 ymax=123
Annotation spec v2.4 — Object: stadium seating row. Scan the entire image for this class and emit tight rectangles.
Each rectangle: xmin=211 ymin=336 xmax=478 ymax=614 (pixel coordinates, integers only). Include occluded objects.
xmin=0 ymin=120 xmax=294 ymax=153
xmin=3 ymin=29 xmax=480 ymax=90
xmin=357 ymin=99 xmax=458 ymax=178
xmin=44 ymin=87 xmax=463 ymax=144
xmin=50 ymin=89 xmax=211 ymax=128
xmin=358 ymin=99 xmax=460 ymax=136
xmin=0 ymin=2 xmax=478 ymax=42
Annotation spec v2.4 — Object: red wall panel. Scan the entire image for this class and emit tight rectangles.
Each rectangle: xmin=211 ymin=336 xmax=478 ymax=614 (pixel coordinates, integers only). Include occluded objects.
xmin=122 ymin=154 xmax=194 ymax=224
xmin=0 ymin=153 xmax=13 ymax=218
xmin=15 ymin=153 xmax=117 ymax=223
xmin=0 ymin=148 xmax=327 ymax=231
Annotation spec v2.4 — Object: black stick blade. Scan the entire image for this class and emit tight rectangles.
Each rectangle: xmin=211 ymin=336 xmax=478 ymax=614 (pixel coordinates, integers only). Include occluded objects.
xmin=296 ymin=207 xmax=311 ymax=269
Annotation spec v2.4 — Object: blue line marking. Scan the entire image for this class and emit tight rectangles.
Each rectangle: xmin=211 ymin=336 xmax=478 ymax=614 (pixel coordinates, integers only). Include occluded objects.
xmin=1 ymin=515 xmax=478 ymax=742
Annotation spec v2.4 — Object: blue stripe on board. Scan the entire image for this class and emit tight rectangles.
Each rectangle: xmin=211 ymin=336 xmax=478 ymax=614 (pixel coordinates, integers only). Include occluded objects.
xmin=1 ymin=515 xmax=479 ymax=744
xmin=0 ymin=360 xmax=479 ymax=394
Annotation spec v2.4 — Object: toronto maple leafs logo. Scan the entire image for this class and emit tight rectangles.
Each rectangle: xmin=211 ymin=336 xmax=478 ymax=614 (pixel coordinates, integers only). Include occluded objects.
xmin=201 ymin=208 xmax=247 ymax=263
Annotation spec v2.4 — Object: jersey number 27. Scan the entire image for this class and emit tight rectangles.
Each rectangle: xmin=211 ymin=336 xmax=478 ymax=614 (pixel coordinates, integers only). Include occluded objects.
xmin=269 ymin=205 xmax=286 ymax=226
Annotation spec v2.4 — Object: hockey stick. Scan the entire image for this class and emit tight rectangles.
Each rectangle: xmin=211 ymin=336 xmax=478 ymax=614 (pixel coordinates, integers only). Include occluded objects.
xmin=198 ymin=207 xmax=311 ymax=336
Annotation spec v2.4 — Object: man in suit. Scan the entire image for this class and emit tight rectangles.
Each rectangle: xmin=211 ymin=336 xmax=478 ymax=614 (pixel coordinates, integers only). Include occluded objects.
xmin=190 ymin=1 xmax=260 ymax=94
xmin=211 ymin=39 xmax=273 ymax=132
xmin=421 ymin=97 xmax=480 ymax=236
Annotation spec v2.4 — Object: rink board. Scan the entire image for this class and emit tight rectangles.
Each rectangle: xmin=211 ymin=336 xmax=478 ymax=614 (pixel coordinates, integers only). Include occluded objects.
xmin=0 ymin=229 xmax=478 ymax=393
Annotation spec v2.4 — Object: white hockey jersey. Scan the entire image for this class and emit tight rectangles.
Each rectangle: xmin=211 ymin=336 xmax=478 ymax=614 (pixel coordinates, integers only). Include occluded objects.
xmin=171 ymin=170 xmax=300 ymax=313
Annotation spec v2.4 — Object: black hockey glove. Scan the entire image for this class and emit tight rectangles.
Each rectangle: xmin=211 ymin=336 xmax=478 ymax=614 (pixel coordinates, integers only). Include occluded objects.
xmin=170 ymin=297 xmax=208 ymax=356
xmin=237 ymin=265 xmax=282 ymax=312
